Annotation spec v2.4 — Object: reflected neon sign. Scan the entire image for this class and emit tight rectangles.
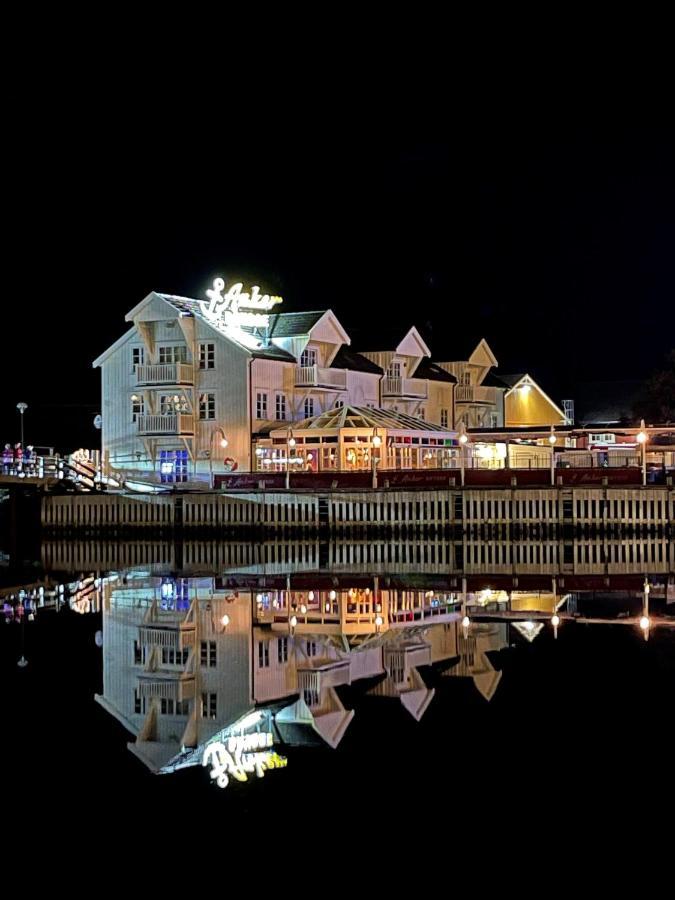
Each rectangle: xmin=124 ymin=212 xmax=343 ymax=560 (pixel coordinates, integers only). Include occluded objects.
xmin=202 ymin=732 xmax=287 ymax=789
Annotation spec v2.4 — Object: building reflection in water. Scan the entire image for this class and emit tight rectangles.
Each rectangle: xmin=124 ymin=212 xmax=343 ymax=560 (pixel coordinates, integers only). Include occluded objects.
xmin=16 ymin=535 xmax=674 ymax=780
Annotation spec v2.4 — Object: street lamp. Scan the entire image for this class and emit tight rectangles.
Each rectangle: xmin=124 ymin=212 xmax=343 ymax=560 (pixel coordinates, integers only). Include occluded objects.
xmin=640 ymin=577 xmax=650 ymax=642
xmin=286 ymin=428 xmax=295 ymax=490
xmin=371 ymin=428 xmax=382 ymax=489
xmin=16 ymin=402 xmax=27 ymax=449
xmin=209 ymin=428 xmax=228 ymax=488
xmin=549 ymin=426 xmax=557 ymax=486
xmin=458 ymin=422 xmax=468 ymax=486
xmin=637 ymin=419 xmax=648 ymax=486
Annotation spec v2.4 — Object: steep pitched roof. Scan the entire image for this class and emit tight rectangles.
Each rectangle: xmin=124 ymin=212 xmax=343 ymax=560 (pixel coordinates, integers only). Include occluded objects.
xmin=273 ymin=405 xmax=452 ymax=433
xmin=416 ymin=359 xmax=457 ymax=383
xmin=330 ymin=346 xmax=383 ymax=374
xmin=264 ymin=310 xmax=327 ymax=338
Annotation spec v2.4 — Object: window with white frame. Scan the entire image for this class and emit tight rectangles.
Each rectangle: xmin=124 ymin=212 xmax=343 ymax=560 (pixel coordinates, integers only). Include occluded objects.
xmin=300 ymin=347 xmax=317 ymax=368
xmin=134 ymin=690 xmax=146 ymax=715
xmin=132 ymin=347 xmax=145 ymax=370
xmin=335 ymin=400 xmax=344 ymax=409
xmin=304 ymin=397 xmax=314 ymax=419
xmin=277 ymin=637 xmax=288 ymax=664
xmin=258 ymin=641 xmax=270 ymax=668
xmin=256 ymin=392 xmax=268 ymax=419
xmin=201 ymin=692 xmax=217 ymax=719
xmin=162 ymin=646 xmax=189 ymax=666
xmin=440 ymin=408 xmax=449 ymax=429
xmin=199 ymin=393 xmax=216 ymax=420
xmin=387 ymin=361 xmax=402 ymax=378
xmin=131 ymin=396 xmax=145 ymax=423
xmin=200 ymin=640 xmax=217 ymax=668
xmin=461 ymin=371 xmax=471 ymax=385
xmin=275 ymin=393 xmax=287 ymax=421
xmin=159 ymin=345 xmax=188 ymax=365
xmin=305 ymin=640 xmax=317 ymax=657
xmin=199 ymin=343 xmax=215 ymax=369
xmin=133 ymin=640 xmax=145 ymax=665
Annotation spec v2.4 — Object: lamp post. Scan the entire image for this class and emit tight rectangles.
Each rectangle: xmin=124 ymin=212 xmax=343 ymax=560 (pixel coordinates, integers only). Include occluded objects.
xmin=371 ymin=428 xmax=382 ymax=489
xmin=286 ymin=428 xmax=295 ymax=490
xmin=209 ymin=428 xmax=228 ymax=489
xmin=16 ymin=402 xmax=27 ymax=449
xmin=458 ymin=423 xmax=468 ymax=486
xmin=549 ymin=426 xmax=557 ymax=486
xmin=640 ymin=576 xmax=650 ymax=642
xmin=637 ymin=419 xmax=648 ymax=487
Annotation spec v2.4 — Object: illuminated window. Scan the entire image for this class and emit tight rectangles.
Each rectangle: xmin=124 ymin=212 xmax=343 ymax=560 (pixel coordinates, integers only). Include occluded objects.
xmin=132 ymin=347 xmax=144 ymax=370
xmin=199 ymin=393 xmax=216 ymax=420
xmin=440 ymin=409 xmax=448 ymax=429
xmin=199 ymin=343 xmax=215 ymax=369
xmin=201 ymin=693 xmax=217 ymax=719
xmin=258 ymin=641 xmax=270 ymax=668
xmin=200 ymin=640 xmax=217 ymax=668
xmin=256 ymin=392 xmax=268 ymax=419
xmin=277 ymin=637 xmax=288 ymax=663
xmin=159 ymin=449 xmax=189 ymax=483
xmin=131 ymin=396 xmax=145 ymax=423
xmin=304 ymin=398 xmax=314 ymax=419
xmin=276 ymin=394 xmax=287 ymax=421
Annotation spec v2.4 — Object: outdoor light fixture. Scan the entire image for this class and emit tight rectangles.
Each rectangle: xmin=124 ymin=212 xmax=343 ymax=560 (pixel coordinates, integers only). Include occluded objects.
xmin=637 ymin=419 xmax=648 ymax=485
xmin=308 ymin=591 xmax=314 ymax=601
xmin=551 ymin=614 xmax=561 ymax=628
xmin=329 ymin=590 xmax=336 ymax=601
xmin=519 ymin=383 xmax=531 ymax=395
xmin=300 ymin=604 xmax=307 ymax=614
xmin=462 ymin=615 xmax=471 ymax=629
xmin=221 ymin=614 xmax=230 ymax=628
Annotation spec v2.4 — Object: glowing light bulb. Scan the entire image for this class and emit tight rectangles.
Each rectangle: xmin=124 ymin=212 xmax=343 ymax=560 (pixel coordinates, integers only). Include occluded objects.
xmin=300 ymin=604 xmax=307 ymax=615
xmin=459 ymin=434 xmax=468 ymax=445
xmin=308 ymin=591 xmax=314 ymax=602
xmin=462 ymin=616 xmax=470 ymax=628
xmin=220 ymin=438 xmax=228 ymax=448
xmin=221 ymin=614 xmax=230 ymax=627
xmin=551 ymin=614 xmax=561 ymax=627
xmin=375 ymin=615 xmax=383 ymax=627
xmin=329 ymin=590 xmax=336 ymax=601
xmin=290 ymin=615 xmax=297 ymax=628
xmin=639 ymin=615 xmax=650 ymax=631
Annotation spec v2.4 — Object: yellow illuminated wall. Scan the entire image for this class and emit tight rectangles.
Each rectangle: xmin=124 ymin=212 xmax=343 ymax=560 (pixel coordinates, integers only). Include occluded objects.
xmin=504 ymin=383 xmax=566 ymax=427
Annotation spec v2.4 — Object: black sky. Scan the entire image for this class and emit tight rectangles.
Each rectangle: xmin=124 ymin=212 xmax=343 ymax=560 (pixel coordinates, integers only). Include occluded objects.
xmin=2 ymin=87 xmax=673 ymax=451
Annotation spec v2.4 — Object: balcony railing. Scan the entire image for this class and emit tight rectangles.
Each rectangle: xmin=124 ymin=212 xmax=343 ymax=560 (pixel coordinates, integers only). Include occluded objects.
xmin=137 ymin=675 xmax=195 ymax=702
xmin=382 ymin=376 xmax=428 ymax=399
xmin=138 ymin=625 xmax=195 ymax=651
xmin=295 ymin=365 xmax=347 ymax=390
xmin=135 ymin=363 xmax=193 ymax=386
xmin=136 ymin=414 xmax=194 ymax=435
xmin=455 ymin=385 xmax=498 ymax=404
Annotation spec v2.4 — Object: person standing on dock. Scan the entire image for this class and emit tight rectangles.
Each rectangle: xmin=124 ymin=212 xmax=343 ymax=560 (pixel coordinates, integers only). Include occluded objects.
xmin=13 ymin=443 xmax=23 ymax=474
xmin=2 ymin=444 xmax=12 ymax=475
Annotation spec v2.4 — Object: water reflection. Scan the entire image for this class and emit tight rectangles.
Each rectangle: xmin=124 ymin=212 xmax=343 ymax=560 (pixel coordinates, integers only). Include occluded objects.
xmin=4 ymin=537 xmax=674 ymax=793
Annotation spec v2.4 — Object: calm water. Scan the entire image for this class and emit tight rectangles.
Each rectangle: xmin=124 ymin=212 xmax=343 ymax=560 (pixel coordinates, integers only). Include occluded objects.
xmin=3 ymin=537 xmax=674 ymax=832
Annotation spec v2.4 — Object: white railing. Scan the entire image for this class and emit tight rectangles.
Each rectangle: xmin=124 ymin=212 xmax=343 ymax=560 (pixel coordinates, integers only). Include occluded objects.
xmin=136 ymin=414 xmax=193 ymax=435
xmin=456 ymin=385 xmax=497 ymax=404
xmin=135 ymin=363 xmax=193 ymax=385
xmin=382 ymin=377 xmax=428 ymax=399
xmin=138 ymin=677 xmax=195 ymax=701
xmin=138 ymin=626 xmax=195 ymax=650
xmin=294 ymin=365 xmax=347 ymax=390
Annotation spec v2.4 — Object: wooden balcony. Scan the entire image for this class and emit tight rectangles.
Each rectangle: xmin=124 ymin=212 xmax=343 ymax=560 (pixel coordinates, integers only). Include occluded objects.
xmin=382 ymin=376 xmax=428 ymax=399
xmin=295 ymin=365 xmax=347 ymax=390
xmin=455 ymin=385 xmax=498 ymax=405
xmin=138 ymin=625 xmax=195 ymax=651
xmin=136 ymin=414 xmax=194 ymax=435
xmin=135 ymin=363 xmax=194 ymax=386
xmin=137 ymin=674 xmax=195 ymax=702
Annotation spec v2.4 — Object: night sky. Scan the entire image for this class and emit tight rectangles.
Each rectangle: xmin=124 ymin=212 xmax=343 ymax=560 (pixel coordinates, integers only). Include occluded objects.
xmin=3 ymin=116 xmax=673 ymax=452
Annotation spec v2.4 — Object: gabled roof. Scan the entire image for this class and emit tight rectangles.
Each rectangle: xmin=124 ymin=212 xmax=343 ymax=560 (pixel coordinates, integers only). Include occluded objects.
xmin=330 ymin=347 xmax=383 ymax=374
xmin=274 ymin=405 xmax=453 ymax=433
xmin=438 ymin=337 xmax=498 ymax=367
xmin=263 ymin=310 xmax=327 ymax=338
xmin=351 ymin=325 xmax=431 ymax=357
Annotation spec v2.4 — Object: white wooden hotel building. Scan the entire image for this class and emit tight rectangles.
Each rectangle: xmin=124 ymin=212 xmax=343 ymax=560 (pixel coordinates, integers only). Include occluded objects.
xmin=93 ymin=281 xmax=460 ymax=482
xmin=93 ymin=278 xmax=569 ymax=483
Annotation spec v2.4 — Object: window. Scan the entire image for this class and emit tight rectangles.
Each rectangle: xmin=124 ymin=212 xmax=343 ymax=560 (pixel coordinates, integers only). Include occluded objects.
xmin=134 ymin=690 xmax=146 ymax=715
xmin=275 ymin=394 xmax=287 ymax=421
xmin=131 ymin=396 xmax=145 ymax=423
xmin=132 ymin=347 xmax=145 ymax=370
xmin=304 ymin=398 xmax=314 ymax=419
xmin=300 ymin=347 xmax=317 ymax=368
xmin=335 ymin=400 xmax=344 ymax=409
xmin=162 ymin=646 xmax=189 ymax=666
xmin=159 ymin=345 xmax=188 ymax=365
xmin=277 ymin=637 xmax=288 ymax=664
xmin=387 ymin=361 xmax=402 ymax=378
xmin=200 ymin=640 xmax=217 ymax=668
xmin=418 ymin=407 xmax=425 ymax=421
xmin=201 ymin=693 xmax=217 ymax=719
xmin=159 ymin=394 xmax=188 ymax=414
xmin=199 ymin=393 xmax=216 ymax=420
xmin=199 ymin=343 xmax=215 ymax=369
xmin=258 ymin=641 xmax=270 ymax=668
xmin=461 ymin=371 xmax=471 ymax=386
xmin=133 ymin=641 xmax=145 ymax=665
xmin=159 ymin=449 xmax=189 ymax=484
xmin=305 ymin=640 xmax=317 ymax=657
xmin=256 ymin=392 xmax=268 ymax=419
xmin=440 ymin=409 xmax=448 ymax=429
xmin=366 ymin=402 xmax=375 ymax=409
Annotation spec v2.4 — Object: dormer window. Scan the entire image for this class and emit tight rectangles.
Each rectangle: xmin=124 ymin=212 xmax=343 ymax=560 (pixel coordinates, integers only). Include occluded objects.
xmin=461 ymin=371 xmax=471 ymax=385
xmin=300 ymin=347 xmax=317 ymax=368
xmin=387 ymin=361 xmax=402 ymax=378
